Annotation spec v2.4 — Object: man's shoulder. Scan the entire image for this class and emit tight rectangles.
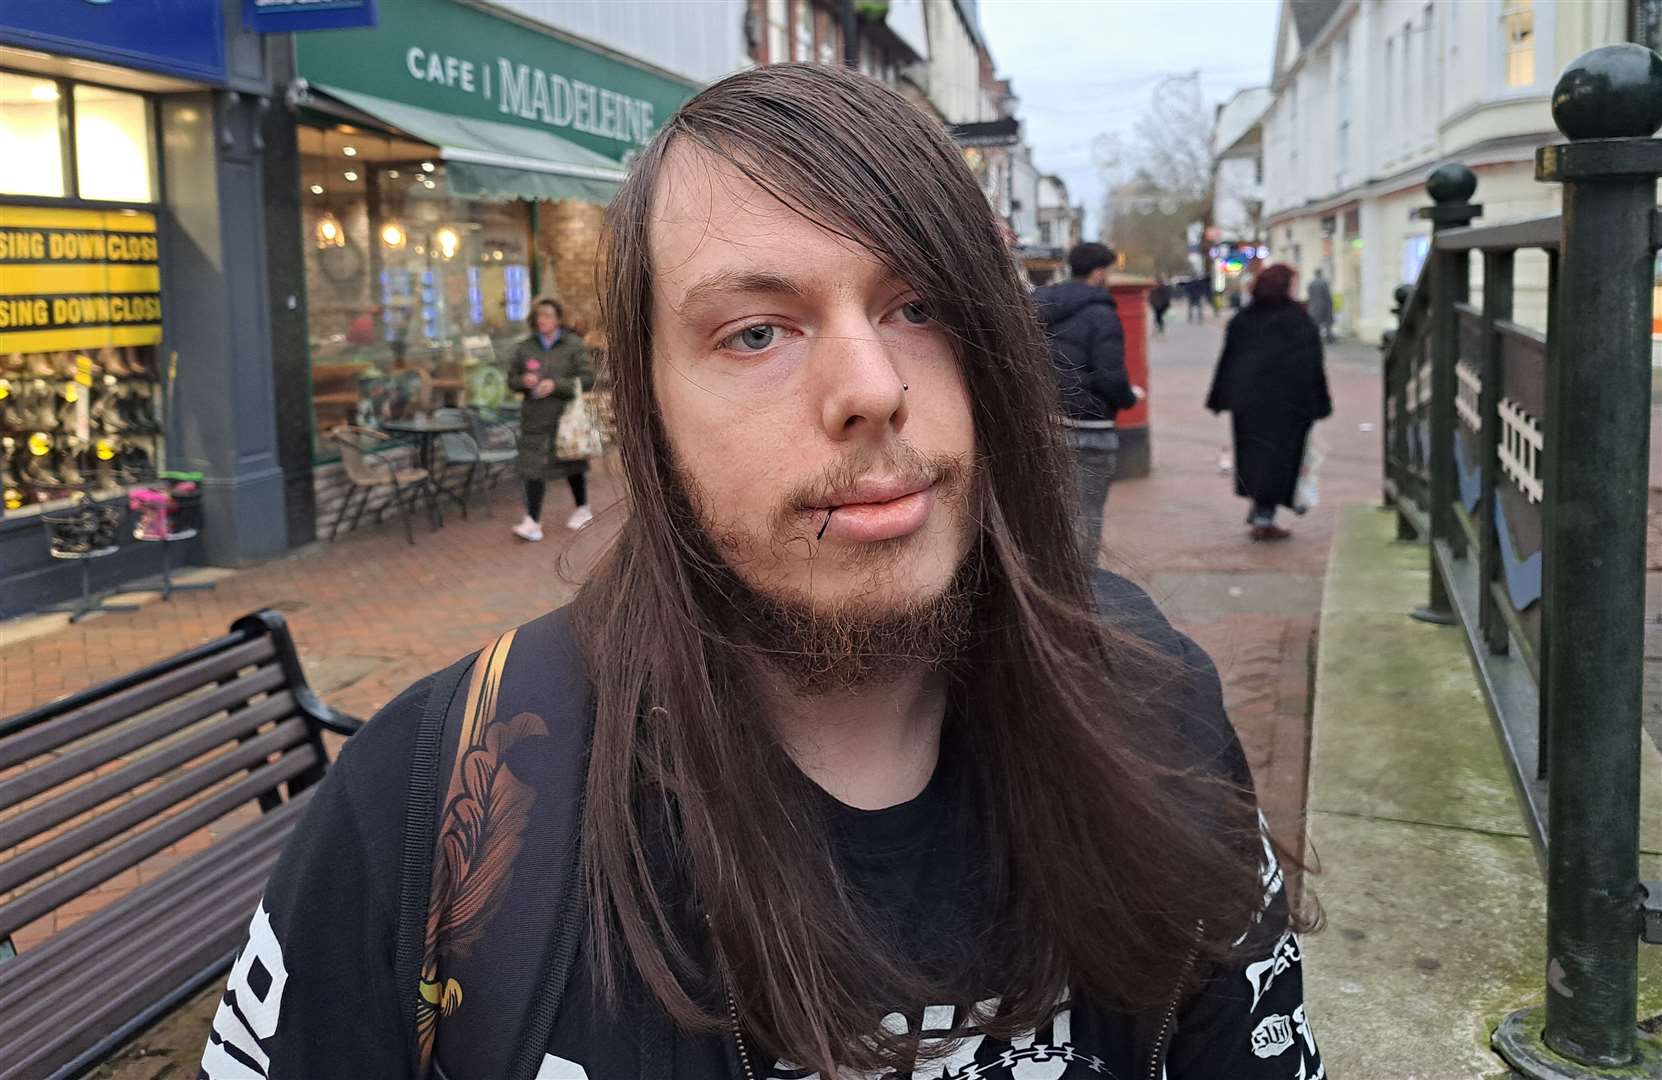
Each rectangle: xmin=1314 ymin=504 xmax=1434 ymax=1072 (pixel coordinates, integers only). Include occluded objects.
xmin=1089 ymin=570 xmax=1247 ymax=787
xmin=332 ymin=608 xmax=587 ymax=788
xmin=1090 ymin=569 xmax=1181 ymax=656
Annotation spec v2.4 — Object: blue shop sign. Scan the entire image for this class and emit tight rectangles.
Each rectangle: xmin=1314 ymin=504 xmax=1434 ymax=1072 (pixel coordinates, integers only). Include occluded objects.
xmin=243 ymin=0 xmax=377 ymax=34
xmin=0 ymin=0 xmax=226 ymax=83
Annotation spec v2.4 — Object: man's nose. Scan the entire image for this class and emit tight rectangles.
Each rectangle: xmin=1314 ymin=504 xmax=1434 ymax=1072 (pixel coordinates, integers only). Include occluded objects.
xmin=809 ymin=316 xmax=908 ymax=444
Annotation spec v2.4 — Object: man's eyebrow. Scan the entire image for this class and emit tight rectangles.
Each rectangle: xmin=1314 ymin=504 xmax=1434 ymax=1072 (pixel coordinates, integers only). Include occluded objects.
xmin=675 ymin=270 xmax=808 ymax=316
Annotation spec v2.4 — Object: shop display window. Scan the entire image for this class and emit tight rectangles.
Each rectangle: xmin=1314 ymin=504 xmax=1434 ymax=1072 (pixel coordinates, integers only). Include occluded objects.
xmin=300 ymin=124 xmax=533 ymax=462
xmin=1 ymin=69 xmax=163 ymax=518
xmin=74 ymin=85 xmax=156 ymax=204
xmin=0 ymin=72 xmax=67 ymax=198
xmin=1 ymin=347 xmax=165 ymax=515
xmin=0 ymin=70 xmax=156 ymax=203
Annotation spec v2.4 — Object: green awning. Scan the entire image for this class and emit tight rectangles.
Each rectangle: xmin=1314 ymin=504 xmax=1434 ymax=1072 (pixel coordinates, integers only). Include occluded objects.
xmin=314 ymin=84 xmax=627 ymax=203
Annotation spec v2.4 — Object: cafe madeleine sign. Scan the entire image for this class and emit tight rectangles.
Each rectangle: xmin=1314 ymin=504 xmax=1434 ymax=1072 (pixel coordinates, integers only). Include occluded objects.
xmin=0 ymin=205 xmax=163 ymax=353
xmin=294 ymin=0 xmax=695 ymax=163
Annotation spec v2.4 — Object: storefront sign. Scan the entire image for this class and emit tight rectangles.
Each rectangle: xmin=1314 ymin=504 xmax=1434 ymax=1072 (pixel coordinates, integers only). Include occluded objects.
xmin=243 ymin=0 xmax=377 ymax=34
xmin=0 ymin=0 xmax=226 ymax=83
xmin=296 ymin=0 xmax=694 ymax=163
xmin=0 ymin=206 xmax=163 ymax=353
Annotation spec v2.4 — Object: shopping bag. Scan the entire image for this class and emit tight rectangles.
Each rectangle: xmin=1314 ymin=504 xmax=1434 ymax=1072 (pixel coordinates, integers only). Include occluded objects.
xmin=1294 ymin=442 xmax=1323 ymax=514
xmin=555 ymin=384 xmax=606 ymax=460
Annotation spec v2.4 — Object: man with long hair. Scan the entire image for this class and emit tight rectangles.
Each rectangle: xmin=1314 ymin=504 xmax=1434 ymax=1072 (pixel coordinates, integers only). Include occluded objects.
xmin=202 ymin=64 xmax=1321 ymax=1080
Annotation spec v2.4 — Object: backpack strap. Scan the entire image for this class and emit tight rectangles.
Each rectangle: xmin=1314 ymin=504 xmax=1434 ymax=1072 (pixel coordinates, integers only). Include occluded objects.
xmin=397 ymin=608 xmax=598 ymax=1080
xmin=393 ymin=653 xmax=476 ymax=1080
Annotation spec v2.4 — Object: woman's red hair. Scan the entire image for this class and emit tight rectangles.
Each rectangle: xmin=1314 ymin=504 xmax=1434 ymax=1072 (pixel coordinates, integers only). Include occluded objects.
xmin=1252 ymin=263 xmax=1296 ymax=305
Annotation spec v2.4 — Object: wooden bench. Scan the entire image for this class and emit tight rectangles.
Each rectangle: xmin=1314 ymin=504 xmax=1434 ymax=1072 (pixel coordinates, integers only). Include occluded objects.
xmin=0 ymin=611 xmax=360 ymax=1080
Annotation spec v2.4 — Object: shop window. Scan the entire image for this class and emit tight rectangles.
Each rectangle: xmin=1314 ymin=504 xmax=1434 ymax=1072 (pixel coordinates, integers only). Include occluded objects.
xmin=1502 ymin=0 xmax=1535 ymax=88
xmin=794 ymin=0 xmax=814 ymax=62
xmin=300 ymin=125 xmax=535 ymax=463
xmin=767 ymin=0 xmax=788 ymax=64
xmin=1 ymin=72 xmax=163 ymax=516
xmin=817 ymin=9 xmax=838 ymax=65
xmin=1637 ymin=0 xmax=1662 ymax=53
xmin=0 ymin=72 xmax=67 ymax=198
xmin=74 ymin=86 xmax=155 ymax=204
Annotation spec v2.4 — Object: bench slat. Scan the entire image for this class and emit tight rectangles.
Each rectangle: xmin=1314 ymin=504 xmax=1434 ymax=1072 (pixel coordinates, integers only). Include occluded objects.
xmin=0 ymin=788 xmax=309 ymax=1001
xmin=0 ymin=719 xmax=310 ymax=899
xmin=0 ymin=637 xmax=277 ymax=771
xmin=0 ymin=664 xmax=288 ymax=813
xmin=0 ymin=690 xmax=300 ymax=852
xmin=1 ymin=834 xmax=271 ymax=1027
xmin=0 ymin=852 xmax=274 ymax=1080
xmin=0 ymin=630 xmax=249 ymax=741
xmin=0 ymin=743 xmax=318 ymax=937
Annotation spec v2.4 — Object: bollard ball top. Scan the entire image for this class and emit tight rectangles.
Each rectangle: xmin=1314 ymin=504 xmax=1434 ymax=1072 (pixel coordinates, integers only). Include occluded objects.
xmin=1552 ymin=44 xmax=1662 ymax=140
xmin=1393 ymin=284 xmax=1413 ymax=305
xmin=1425 ymin=164 xmax=1476 ymax=204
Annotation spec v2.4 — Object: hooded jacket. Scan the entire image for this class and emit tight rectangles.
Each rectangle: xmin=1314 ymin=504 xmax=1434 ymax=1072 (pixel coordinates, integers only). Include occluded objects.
xmin=1032 ymin=280 xmax=1140 ymax=423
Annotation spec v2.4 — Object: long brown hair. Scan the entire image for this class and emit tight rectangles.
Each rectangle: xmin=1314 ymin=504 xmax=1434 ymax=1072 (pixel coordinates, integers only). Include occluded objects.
xmin=575 ymin=63 xmax=1282 ymax=1072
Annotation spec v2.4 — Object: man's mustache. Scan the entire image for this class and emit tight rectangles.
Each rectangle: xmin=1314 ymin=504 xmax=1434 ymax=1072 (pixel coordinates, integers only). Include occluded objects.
xmin=772 ymin=444 xmax=973 ymax=534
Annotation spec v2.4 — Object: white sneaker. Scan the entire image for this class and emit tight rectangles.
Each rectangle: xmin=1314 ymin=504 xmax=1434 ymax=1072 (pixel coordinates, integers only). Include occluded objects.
xmin=512 ymin=516 xmax=544 ymax=542
xmin=565 ymin=505 xmax=593 ymax=530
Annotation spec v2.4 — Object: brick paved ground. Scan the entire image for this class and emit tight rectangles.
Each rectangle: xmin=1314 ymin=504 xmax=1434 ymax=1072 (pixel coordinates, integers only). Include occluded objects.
xmin=4 ymin=313 xmax=1383 ymax=1072
xmin=1102 ymin=314 xmax=1383 ymax=860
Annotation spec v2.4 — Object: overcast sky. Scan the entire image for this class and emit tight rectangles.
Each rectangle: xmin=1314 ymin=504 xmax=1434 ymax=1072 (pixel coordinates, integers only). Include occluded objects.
xmin=978 ymin=0 xmax=1281 ymax=237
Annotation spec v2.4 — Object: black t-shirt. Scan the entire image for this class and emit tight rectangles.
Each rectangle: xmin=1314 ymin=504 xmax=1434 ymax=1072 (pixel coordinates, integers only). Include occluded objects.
xmin=198 ymin=708 xmax=1320 ymax=1080
xmin=198 ymin=575 xmax=1323 ymax=1080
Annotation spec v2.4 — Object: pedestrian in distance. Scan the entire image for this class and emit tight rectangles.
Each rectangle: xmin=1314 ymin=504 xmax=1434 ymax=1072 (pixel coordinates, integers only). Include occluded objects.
xmin=1033 ymin=242 xmax=1144 ymax=561
xmin=1147 ymin=274 xmax=1172 ymax=336
xmin=1206 ymin=264 xmax=1333 ymax=541
xmin=1185 ymin=275 xmax=1207 ymax=323
xmin=201 ymin=63 xmax=1321 ymax=1080
xmin=507 ymin=297 xmax=595 ymax=541
xmin=1306 ymin=268 xmax=1335 ymax=344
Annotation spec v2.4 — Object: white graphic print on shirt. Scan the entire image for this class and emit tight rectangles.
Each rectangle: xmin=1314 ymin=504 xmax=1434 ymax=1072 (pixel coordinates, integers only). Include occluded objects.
xmin=767 ymin=997 xmax=1116 ymax=1080
xmin=200 ymin=903 xmax=288 ymax=1079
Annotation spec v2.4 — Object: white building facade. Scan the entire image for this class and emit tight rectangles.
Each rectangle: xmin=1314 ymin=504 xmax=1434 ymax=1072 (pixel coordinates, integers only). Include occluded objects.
xmin=1213 ymin=86 xmax=1272 ymax=245
xmin=1260 ymin=0 xmax=1629 ymax=341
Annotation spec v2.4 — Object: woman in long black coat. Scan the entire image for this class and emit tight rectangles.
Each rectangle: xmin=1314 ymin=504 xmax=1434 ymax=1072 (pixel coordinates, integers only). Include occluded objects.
xmin=1205 ymin=264 xmax=1332 ymax=540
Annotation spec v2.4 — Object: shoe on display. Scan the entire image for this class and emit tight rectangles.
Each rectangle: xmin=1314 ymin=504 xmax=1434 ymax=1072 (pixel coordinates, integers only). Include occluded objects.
xmin=91 ymin=390 xmax=127 ymax=434
xmin=56 ymin=450 xmax=85 ymax=488
xmin=512 ymin=516 xmax=544 ymax=542
xmin=26 ymin=353 xmax=54 ymax=378
xmin=565 ymin=505 xmax=593 ymax=530
xmin=126 ymin=347 xmax=154 ymax=379
xmin=99 ymin=346 xmax=130 ymax=377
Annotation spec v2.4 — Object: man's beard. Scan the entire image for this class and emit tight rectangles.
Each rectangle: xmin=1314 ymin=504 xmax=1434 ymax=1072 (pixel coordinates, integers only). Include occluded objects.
xmin=719 ymin=551 xmax=979 ymax=695
xmin=668 ymin=445 xmax=979 ymax=696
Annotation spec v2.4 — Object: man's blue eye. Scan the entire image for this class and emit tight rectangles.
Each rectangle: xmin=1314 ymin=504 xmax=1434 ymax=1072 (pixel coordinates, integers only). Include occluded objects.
xmin=901 ymin=302 xmax=931 ymax=325
xmin=731 ymin=325 xmax=775 ymax=351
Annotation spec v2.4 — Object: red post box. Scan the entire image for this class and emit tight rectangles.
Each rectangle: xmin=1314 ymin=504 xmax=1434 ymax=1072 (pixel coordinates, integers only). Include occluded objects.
xmin=1108 ymin=277 xmax=1154 ymax=478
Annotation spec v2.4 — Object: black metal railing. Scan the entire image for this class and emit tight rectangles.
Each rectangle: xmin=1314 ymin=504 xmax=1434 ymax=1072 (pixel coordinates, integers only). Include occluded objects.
xmin=1381 ymin=44 xmax=1662 ymax=1077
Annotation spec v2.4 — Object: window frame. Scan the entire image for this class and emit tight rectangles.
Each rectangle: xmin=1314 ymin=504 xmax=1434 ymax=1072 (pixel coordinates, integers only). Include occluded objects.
xmin=1490 ymin=0 xmax=1552 ymax=98
xmin=0 ymin=65 xmax=159 ymax=206
xmin=1501 ymin=0 xmax=1535 ymax=88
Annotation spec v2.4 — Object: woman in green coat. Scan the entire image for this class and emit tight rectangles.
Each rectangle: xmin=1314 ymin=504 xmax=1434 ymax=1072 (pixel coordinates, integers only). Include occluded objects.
xmin=507 ymin=298 xmax=595 ymax=541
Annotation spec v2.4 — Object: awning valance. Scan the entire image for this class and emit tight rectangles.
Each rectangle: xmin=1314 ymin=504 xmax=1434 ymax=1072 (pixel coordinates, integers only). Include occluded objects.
xmin=312 ymin=84 xmax=627 ymax=203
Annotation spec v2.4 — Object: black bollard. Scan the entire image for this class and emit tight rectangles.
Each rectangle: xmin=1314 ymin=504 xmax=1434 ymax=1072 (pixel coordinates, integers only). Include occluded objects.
xmin=1494 ymin=42 xmax=1662 ymax=1076
xmin=1411 ymin=164 xmax=1480 ymax=625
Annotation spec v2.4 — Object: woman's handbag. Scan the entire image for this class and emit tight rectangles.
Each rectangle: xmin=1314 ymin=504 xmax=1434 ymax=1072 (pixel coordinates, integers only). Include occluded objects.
xmin=554 ymin=383 xmax=605 ymax=460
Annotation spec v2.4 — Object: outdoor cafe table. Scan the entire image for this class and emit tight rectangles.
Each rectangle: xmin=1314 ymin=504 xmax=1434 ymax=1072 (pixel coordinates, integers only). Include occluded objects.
xmin=381 ymin=416 xmax=470 ymax=519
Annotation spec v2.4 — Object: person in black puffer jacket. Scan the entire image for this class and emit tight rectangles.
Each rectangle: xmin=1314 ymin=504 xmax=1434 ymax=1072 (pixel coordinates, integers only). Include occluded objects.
xmin=1033 ymin=242 xmax=1142 ymax=560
